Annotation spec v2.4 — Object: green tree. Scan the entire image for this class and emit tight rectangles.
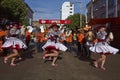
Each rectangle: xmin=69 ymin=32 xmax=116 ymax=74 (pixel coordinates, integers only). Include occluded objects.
xmin=0 ymin=0 xmax=27 ymax=24
xmin=66 ymin=13 xmax=86 ymax=30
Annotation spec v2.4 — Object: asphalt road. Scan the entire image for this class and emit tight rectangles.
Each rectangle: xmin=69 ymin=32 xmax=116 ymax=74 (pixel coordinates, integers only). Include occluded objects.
xmin=0 ymin=44 xmax=120 ymax=80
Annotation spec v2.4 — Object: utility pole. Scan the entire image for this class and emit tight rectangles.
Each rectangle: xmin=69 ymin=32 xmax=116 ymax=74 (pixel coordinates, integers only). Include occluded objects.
xmin=71 ymin=2 xmax=82 ymax=27
xmin=106 ymin=0 xmax=108 ymax=28
xmin=91 ymin=0 xmax=94 ymax=19
xmin=115 ymin=0 xmax=118 ymax=17
xmin=106 ymin=0 xmax=108 ymax=18
xmin=80 ymin=2 xmax=82 ymax=27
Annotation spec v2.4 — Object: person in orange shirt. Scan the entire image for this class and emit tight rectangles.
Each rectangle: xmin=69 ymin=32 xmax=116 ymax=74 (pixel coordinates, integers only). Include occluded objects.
xmin=2 ymin=25 xmax=10 ymax=56
xmin=77 ymin=28 xmax=85 ymax=57
xmin=0 ymin=25 xmax=10 ymax=56
xmin=36 ymin=29 xmax=45 ymax=53
xmin=0 ymin=28 xmax=4 ymax=55
xmin=0 ymin=40 xmax=3 ymax=56
xmin=65 ymin=29 xmax=72 ymax=52
xmin=25 ymin=28 xmax=31 ymax=48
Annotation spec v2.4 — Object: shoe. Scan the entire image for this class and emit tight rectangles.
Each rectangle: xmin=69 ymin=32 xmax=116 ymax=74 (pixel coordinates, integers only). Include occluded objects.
xmin=4 ymin=57 xmax=8 ymax=64
xmin=93 ymin=61 xmax=98 ymax=68
xmin=10 ymin=63 xmax=16 ymax=67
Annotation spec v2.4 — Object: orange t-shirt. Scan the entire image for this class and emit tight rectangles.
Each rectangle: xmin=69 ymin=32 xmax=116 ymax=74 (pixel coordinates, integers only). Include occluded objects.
xmin=36 ymin=32 xmax=45 ymax=42
xmin=77 ymin=33 xmax=85 ymax=43
xmin=4 ymin=30 xmax=9 ymax=36
xmin=0 ymin=30 xmax=6 ymax=37
xmin=66 ymin=33 xmax=72 ymax=42
xmin=25 ymin=30 xmax=31 ymax=41
xmin=0 ymin=41 xmax=3 ymax=51
xmin=0 ymin=30 xmax=6 ymax=51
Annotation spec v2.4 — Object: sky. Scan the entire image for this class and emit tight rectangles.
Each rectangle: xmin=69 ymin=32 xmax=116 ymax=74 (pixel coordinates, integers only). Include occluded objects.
xmin=25 ymin=0 xmax=90 ymax=21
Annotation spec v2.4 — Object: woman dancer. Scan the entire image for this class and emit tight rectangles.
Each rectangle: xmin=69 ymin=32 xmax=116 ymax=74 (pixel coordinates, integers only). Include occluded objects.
xmin=89 ymin=26 xmax=119 ymax=70
xmin=42 ymin=23 xmax=67 ymax=66
xmin=2 ymin=24 xmax=27 ymax=66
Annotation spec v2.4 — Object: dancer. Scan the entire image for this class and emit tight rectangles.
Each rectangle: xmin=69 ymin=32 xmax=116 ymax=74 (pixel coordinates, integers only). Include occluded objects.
xmin=2 ymin=24 xmax=27 ymax=66
xmin=42 ymin=23 xmax=67 ymax=66
xmin=89 ymin=26 xmax=119 ymax=70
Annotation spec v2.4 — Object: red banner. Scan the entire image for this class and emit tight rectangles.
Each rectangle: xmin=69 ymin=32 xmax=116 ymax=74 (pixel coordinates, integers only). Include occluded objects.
xmin=39 ymin=19 xmax=71 ymax=24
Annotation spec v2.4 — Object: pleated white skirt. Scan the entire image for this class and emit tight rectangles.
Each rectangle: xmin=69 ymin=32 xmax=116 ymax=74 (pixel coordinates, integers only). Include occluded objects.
xmin=89 ymin=42 xmax=119 ymax=54
xmin=42 ymin=41 xmax=67 ymax=51
xmin=2 ymin=37 xmax=27 ymax=49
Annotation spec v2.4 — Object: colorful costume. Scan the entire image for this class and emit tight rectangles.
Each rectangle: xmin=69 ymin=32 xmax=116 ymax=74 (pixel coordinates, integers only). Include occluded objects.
xmin=89 ymin=31 xmax=119 ymax=54
xmin=2 ymin=28 xmax=27 ymax=50
xmin=42 ymin=29 xmax=67 ymax=51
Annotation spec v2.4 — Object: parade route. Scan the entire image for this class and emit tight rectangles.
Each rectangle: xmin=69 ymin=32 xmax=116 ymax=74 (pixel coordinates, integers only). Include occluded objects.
xmin=0 ymin=45 xmax=120 ymax=80
xmin=1 ymin=0 xmax=120 ymax=80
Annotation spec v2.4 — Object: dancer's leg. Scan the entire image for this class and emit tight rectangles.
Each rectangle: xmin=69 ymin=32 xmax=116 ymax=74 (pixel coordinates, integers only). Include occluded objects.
xmin=5 ymin=49 xmax=18 ymax=59
xmin=100 ymin=54 xmax=106 ymax=70
xmin=4 ymin=49 xmax=18 ymax=63
xmin=10 ymin=57 xmax=16 ymax=66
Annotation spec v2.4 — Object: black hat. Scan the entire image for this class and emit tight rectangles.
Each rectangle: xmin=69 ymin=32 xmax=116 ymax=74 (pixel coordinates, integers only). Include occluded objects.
xmin=96 ymin=25 xmax=106 ymax=30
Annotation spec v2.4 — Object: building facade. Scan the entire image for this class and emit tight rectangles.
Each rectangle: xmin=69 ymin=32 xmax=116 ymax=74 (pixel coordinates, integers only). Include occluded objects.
xmin=86 ymin=0 xmax=120 ymax=23
xmin=86 ymin=1 xmax=92 ymax=23
xmin=61 ymin=2 xmax=74 ymax=20
xmin=24 ymin=2 xmax=34 ymax=25
xmin=86 ymin=0 xmax=120 ymax=48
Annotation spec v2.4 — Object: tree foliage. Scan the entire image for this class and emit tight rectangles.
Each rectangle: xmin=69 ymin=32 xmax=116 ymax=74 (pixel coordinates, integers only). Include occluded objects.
xmin=66 ymin=13 xmax=86 ymax=30
xmin=0 ymin=0 xmax=27 ymax=24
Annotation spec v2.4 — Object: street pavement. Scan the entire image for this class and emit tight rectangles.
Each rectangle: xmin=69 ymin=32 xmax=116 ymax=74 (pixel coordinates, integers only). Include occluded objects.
xmin=0 ymin=44 xmax=120 ymax=80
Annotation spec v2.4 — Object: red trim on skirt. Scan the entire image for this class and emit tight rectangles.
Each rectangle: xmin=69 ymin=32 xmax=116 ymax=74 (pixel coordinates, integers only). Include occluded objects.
xmin=2 ymin=44 xmax=24 ymax=50
xmin=45 ymin=46 xmax=59 ymax=51
xmin=99 ymin=52 xmax=112 ymax=55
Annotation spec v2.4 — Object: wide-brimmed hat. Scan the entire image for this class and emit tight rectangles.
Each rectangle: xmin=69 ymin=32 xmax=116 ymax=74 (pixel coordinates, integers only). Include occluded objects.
xmin=97 ymin=25 xmax=106 ymax=29
xmin=94 ymin=25 xmax=106 ymax=31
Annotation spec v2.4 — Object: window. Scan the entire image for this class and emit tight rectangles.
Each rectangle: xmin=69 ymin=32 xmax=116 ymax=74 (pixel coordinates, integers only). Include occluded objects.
xmin=100 ymin=13 xmax=106 ymax=18
xmin=70 ymin=8 xmax=73 ymax=10
xmin=118 ymin=0 xmax=120 ymax=3
xmin=108 ymin=13 xmax=114 ymax=18
xmin=70 ymin=3 xmax=73 ymax=7
xmin=108 ymin=0 xmax=115 ymax=6
xmin=118 ymin=11 xmax=120 ymax=17
xmin=101 ymin=0 xmax=106 ymax=7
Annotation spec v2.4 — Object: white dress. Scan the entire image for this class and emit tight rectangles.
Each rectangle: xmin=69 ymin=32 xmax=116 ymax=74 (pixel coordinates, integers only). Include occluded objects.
xmin=89 ymin=31 xmax=119 ymax=54
xmin=2 ymin=37 xmax=27 ymax=49
xmin=2 ymin=28 xmax=27 ymax=50
xmin=42 ymin=29 xmax=67 ymax=51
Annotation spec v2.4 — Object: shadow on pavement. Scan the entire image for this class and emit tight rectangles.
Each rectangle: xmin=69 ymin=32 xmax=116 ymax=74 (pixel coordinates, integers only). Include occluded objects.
xmin=43 ymin=56 xmax=62 ymax=63
xmin=15 ymin=44 xmax=36 ymax=63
